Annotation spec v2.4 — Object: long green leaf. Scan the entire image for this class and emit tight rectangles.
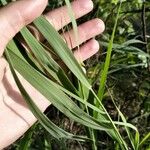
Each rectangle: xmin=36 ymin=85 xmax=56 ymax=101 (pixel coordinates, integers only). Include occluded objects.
xmin=97 ymin=3 xmax=122 ymax=102
xmin=6 ymin=40 xmax=112 ymax=131
xmin=5 ymin=47 xmax=89 ymax=141
xmin=34 ymin=16 xmax=91 ymax=89
xmin=20 ymin=27 xmax=77 ymax=94
xmin=139 ymin=132 xmax=150 ymax=148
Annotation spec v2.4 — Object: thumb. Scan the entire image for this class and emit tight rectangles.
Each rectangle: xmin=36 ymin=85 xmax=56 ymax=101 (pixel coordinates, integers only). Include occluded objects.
xmin=0 ymin=0 xmax=47 ymax=57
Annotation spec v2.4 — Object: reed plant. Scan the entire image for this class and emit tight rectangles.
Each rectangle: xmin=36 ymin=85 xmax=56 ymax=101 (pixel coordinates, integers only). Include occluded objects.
xmin=1 ymin=0 xmax=150 ymax=149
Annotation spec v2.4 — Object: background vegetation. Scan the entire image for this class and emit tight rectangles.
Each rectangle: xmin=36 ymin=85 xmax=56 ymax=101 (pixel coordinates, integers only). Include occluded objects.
xmin=2 ymin=0 xmax=150 ymax=149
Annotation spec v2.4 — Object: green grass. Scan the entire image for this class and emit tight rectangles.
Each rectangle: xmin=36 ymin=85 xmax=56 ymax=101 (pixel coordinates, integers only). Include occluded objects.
xmin=1 ymin=0 xmax=150 ymax=149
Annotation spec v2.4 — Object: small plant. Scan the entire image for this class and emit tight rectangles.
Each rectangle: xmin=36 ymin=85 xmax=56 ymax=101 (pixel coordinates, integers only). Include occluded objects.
xmin=1 ymin=0 xmax=150 ymax=149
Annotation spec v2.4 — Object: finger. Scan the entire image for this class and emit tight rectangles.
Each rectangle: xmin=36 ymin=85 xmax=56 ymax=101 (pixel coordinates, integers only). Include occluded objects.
xmin=45 ymin=0 xmax=93 ymax=31
xmin=62 ymin=18 xmax=105 ymax=49
xmin=74 ymin=39 xmax=99 ymax=61
xmin=0 ymin=0 xmax=47 ymax=57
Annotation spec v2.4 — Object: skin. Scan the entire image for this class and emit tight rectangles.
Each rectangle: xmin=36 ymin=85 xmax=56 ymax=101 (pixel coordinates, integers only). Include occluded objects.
xmin=0 ymin=0 xmax=105 ymax=149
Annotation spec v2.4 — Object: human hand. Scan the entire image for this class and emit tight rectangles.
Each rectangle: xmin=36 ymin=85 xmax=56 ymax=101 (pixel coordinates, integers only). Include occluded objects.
xmin=0 ymin=0 xmax=105 ymax=149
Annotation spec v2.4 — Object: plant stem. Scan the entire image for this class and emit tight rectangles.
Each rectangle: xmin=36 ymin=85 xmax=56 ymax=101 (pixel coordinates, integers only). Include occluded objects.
xmin=91 ymin=89 xmax=128 ymax=150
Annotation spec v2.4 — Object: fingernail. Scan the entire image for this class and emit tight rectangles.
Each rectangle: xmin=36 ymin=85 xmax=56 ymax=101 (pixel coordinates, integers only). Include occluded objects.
xmin=95 ymin=18 xmax=105 ymax=33
xmin=79 ymin=0 xmax=94 ymax=10
xmin=91 ymin=39 xmax=99 ymax=52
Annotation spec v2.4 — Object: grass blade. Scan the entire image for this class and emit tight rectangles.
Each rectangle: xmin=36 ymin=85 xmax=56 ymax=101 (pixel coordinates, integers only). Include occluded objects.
xmin=139 ymin=132 xmax=150 ymax=148
xmin=6 ymin=40 xmax=112 ymax=132
xmin=34 ymin=16 xmax=91 ymax=89
xmin=5 ymin=46 xmax=90 ymax=141
xmin=18 ymin=124 xmax=36 ymax=150
xmin=20 ymin=27 xmax=77 ymax=94
xmin=97 ymin=2 xmax=122 ymax=102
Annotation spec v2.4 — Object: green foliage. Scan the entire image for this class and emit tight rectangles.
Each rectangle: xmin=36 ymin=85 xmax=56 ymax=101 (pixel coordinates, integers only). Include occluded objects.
xmin=0 ymin=0 xmax=150 ymax=149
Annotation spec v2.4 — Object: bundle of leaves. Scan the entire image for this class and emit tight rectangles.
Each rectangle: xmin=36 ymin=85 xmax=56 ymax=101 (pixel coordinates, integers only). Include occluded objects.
xmin=1 ymin=0 xmax=150 ymax=150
